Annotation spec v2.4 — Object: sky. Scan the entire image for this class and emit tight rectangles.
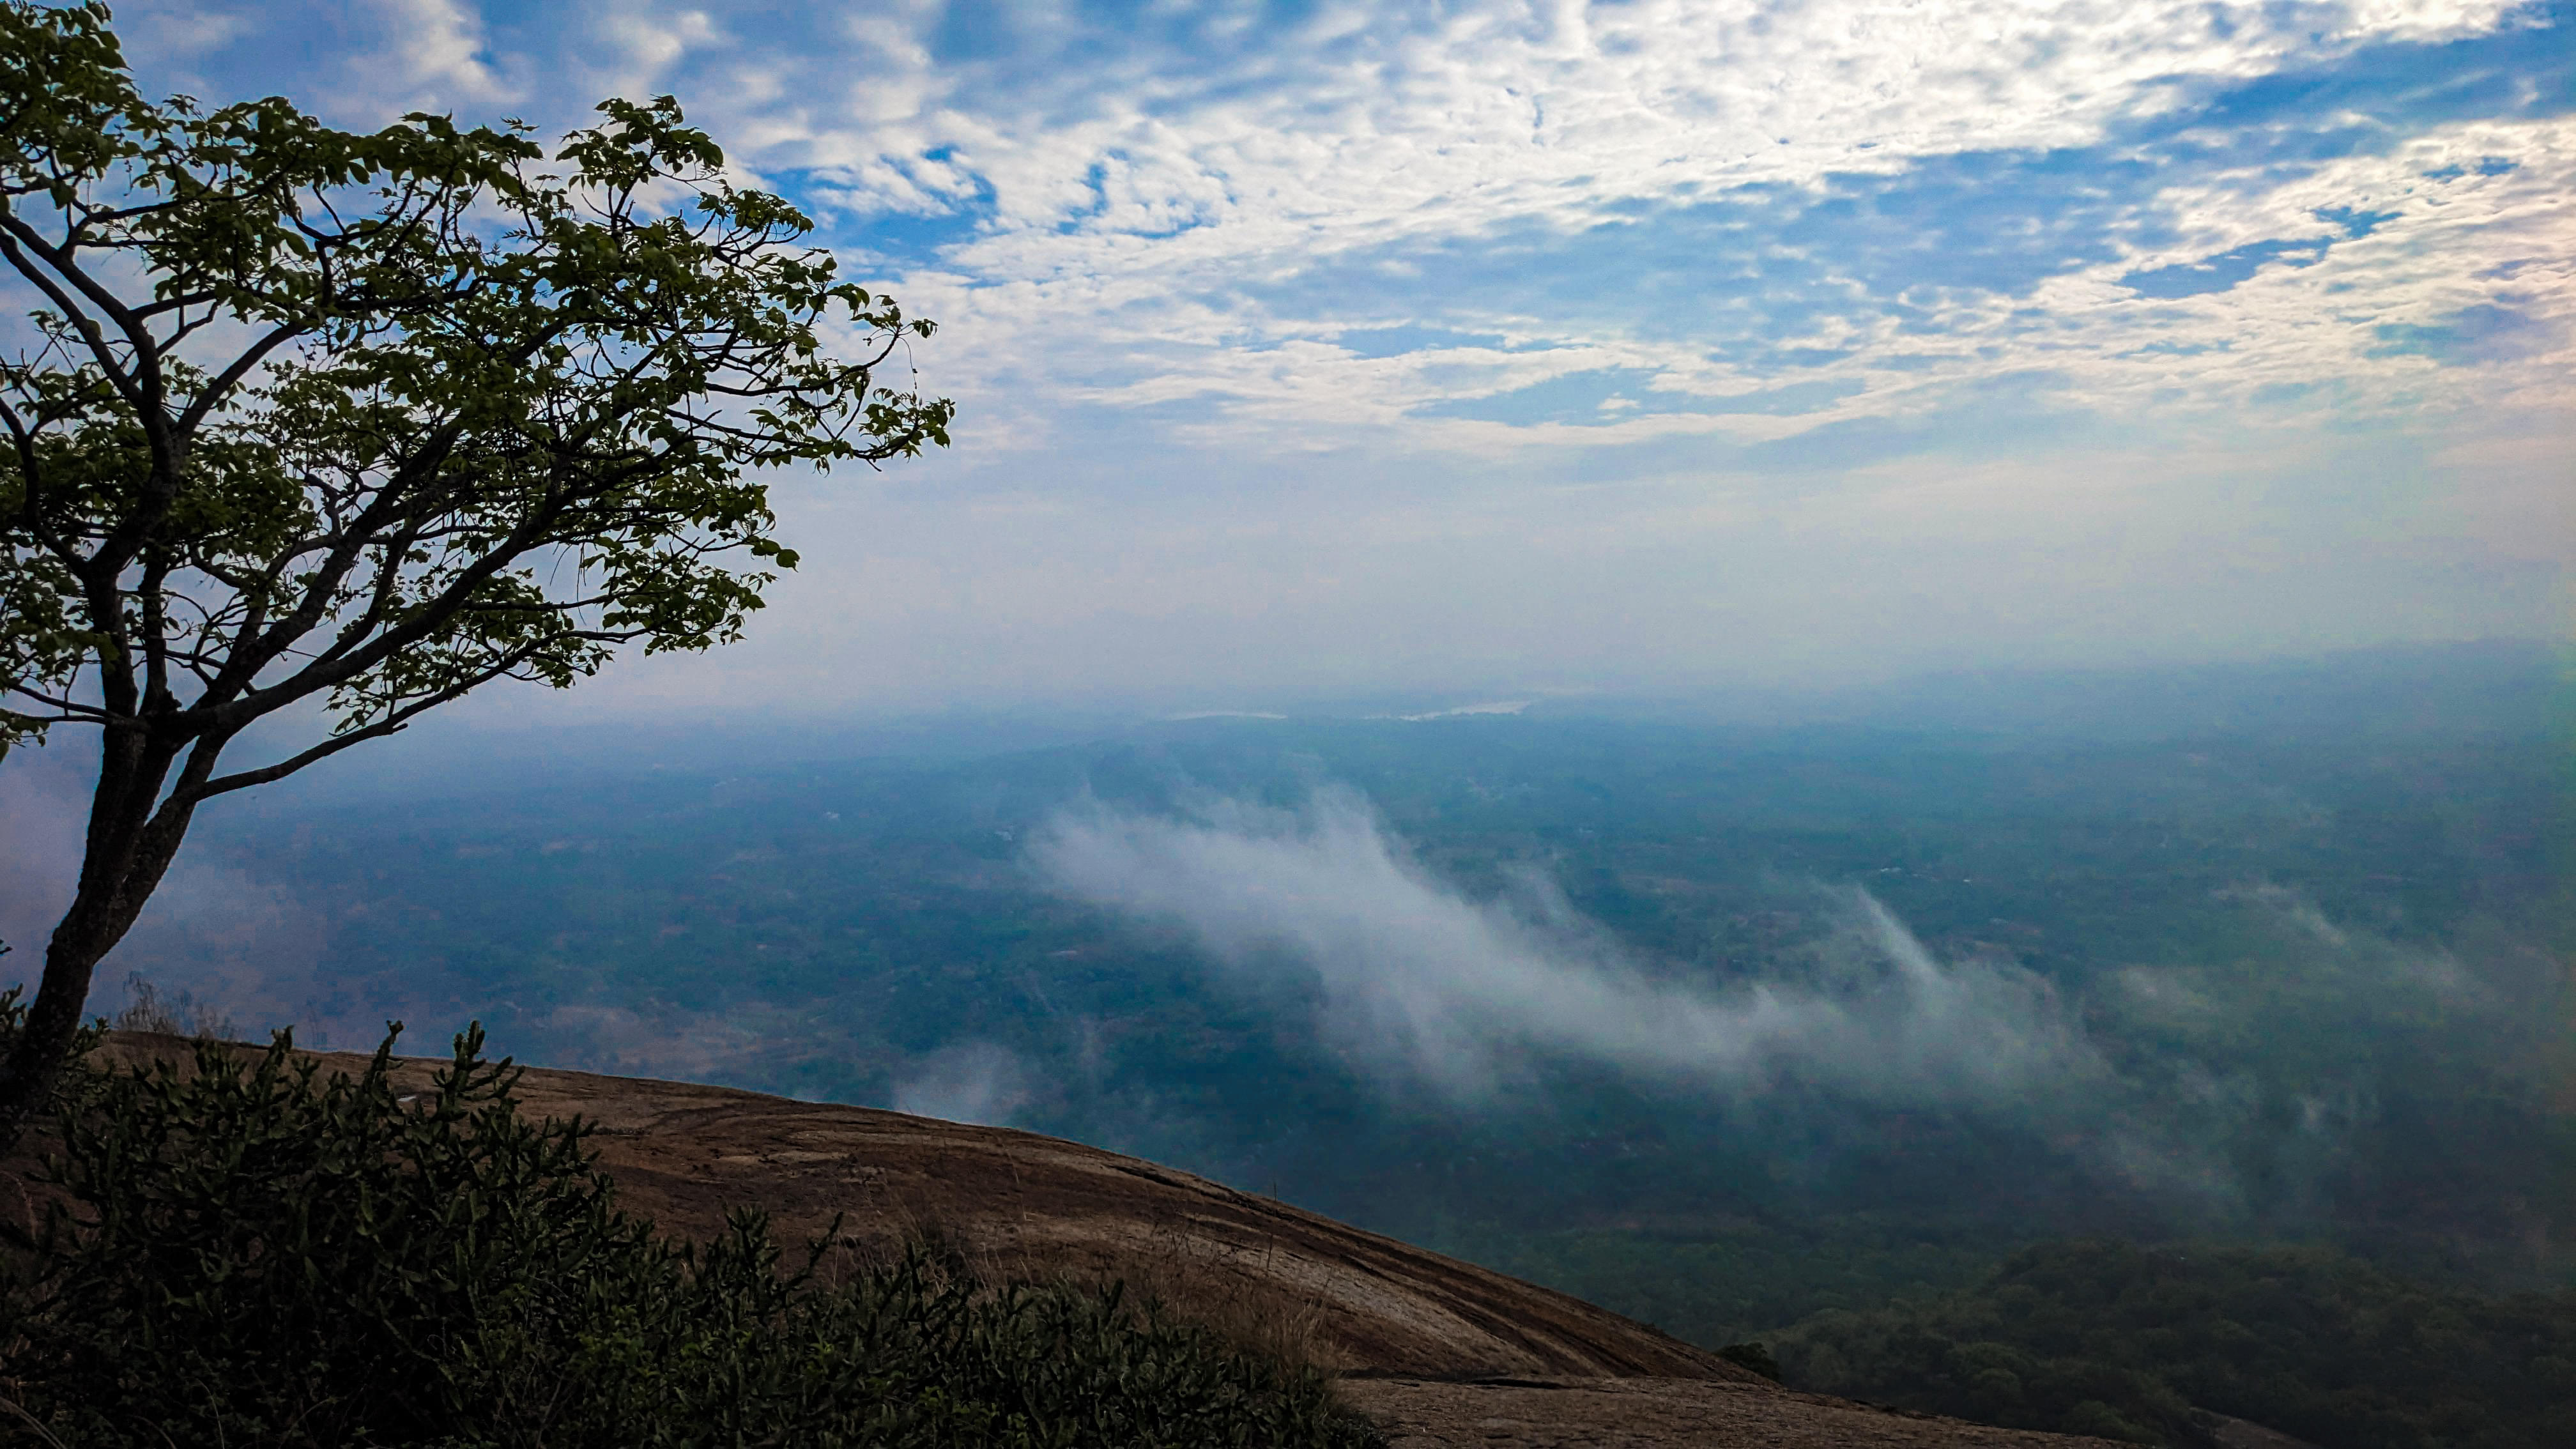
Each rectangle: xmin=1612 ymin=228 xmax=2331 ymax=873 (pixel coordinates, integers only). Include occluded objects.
xmin=83 ymin=0 xmax=2576 ymax=716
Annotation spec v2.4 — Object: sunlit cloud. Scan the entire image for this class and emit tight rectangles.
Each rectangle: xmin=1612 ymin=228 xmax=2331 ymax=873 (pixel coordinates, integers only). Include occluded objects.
xmin=88 ymin=0 xmax=2573 ymax=711
xmin=117 ymin=1 xmax=2574 ymax=433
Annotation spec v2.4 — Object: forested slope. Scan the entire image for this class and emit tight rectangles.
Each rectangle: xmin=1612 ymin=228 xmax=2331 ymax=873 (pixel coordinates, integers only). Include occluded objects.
xmin=1772 ymin=1239 xmax=2576 ymax=1448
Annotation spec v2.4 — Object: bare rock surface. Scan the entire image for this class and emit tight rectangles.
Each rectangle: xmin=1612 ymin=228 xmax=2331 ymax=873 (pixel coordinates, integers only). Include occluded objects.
xmin=298 ymin=1042 xmax=1735 ymax=1381
xmin=70 ymin=1036 xmax=2128 ymax=1448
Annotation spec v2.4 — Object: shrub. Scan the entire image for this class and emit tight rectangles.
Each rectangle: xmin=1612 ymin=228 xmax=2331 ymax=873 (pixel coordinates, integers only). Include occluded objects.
xmin=102 ymin=974 xmax=234 ymax=1042
xmin=1717 ymin=1340 xmax=1781 ymax=1381
xmin=0 ymin=1022 xmax=1382 ymax=1448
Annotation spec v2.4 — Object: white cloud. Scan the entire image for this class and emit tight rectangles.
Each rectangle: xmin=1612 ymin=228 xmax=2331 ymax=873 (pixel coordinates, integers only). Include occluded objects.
xmin=892 ymin=1039 xmax=1034 ymax=1124
xmin=0 ymin=746 xmax=88 ymax=963
xmin=1029 ymin=788 xmax=2100 ymax=1103
xmin=116 ymin=3 xmax=259 ymax=65
xmin=119 ymin=1 xmax=2569 ymax=436
xmin=330 ymin=0 xmax=522 ymax=118
xmin=94 ymin=0 xmax=2572 ymax=709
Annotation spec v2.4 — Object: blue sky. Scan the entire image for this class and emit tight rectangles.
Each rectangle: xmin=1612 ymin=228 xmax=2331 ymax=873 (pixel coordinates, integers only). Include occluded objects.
xmin=112 ymin=0 xmax=2573 ymax=715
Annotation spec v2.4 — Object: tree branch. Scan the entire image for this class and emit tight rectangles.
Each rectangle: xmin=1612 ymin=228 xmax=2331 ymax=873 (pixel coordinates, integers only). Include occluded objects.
xmin=183 ymin=644 xmax=539 ymax=804
xmin=0 ymin=218 xmax=144 ymax=416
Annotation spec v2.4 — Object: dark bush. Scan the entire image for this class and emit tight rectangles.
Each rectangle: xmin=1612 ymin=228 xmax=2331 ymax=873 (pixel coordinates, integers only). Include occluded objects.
xmin=0 ymin=1018 xmax=1381 ymax=1448
xmin=1717 ymin=1340 xmax=1781 ymax=1381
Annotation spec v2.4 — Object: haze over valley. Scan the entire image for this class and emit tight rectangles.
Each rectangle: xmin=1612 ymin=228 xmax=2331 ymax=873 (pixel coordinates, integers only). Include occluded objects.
xmin=2 ymin=0 xmax=2570 ymax=1441
xmin=13 ymin=647 xmax=2561 ymax=1352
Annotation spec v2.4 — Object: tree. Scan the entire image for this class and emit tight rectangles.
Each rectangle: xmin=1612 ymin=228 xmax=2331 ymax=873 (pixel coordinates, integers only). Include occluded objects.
xmin=0 ymin=2 xmax=953 ymax=1138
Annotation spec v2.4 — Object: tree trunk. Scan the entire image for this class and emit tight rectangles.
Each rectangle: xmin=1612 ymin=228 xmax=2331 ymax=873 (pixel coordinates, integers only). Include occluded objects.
xmin=0 ymin=732 xmax=198 ymax=1150
xmin=0 ymin=913 xmax=118 ymax=1142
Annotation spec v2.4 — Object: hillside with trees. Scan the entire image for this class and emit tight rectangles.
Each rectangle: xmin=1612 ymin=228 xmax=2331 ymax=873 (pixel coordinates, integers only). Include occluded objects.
xmin=1771 ymin=1239 xmax=2576 ymax=1448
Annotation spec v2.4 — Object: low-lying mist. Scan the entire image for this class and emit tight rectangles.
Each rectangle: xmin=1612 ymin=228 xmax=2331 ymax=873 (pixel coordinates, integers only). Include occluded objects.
xmin=1029 ymin=788 xmax=2102 ymax=1106
xmin=1027 ymin=782 xmax=2569 ymax=1260
xmin=14 ymin=702 xmax=2558 ymax=1278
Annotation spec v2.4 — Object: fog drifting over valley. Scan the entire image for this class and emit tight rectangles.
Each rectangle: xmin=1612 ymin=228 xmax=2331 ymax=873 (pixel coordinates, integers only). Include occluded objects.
xmin=1021 ymin=776 xmax=2568 ymax=1231
xmin=1030 ymin=788 xmax=2104 ymax=1106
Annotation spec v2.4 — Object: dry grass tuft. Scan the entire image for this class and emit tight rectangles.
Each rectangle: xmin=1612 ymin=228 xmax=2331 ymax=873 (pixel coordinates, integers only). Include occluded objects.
xmin=106 ymin=974 xmax=234 ymax=1042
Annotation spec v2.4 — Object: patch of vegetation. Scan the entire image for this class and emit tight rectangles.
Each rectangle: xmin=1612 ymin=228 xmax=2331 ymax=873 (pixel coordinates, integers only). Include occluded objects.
xmin=1771 ymin=1238 xmax=2576 ymax=1448
xmin=0 ymin=1013 xmax=1380 ymax=1449
xmin=102 ymin=973 xmax=234 ymax=1041
xmin=1715 ymin=1340 xmax=1781 ymax=1381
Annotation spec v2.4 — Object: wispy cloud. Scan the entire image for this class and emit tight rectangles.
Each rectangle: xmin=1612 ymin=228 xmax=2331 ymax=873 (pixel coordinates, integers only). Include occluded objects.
xmin=0 ymin=744 xmax=326 ymax=1032
xmin=0 ymin=746 xmax=86 ymax=964
xmin=1029 ymin=788 xmax=2099 ymax=1103
xmin=90 ymin=0 xmax=2573 ymax=710
xmin=118 ymin=1 xmax=2573 ymax=442
xmin=893 ymin=1040 xmax=1034 ymax=1126
xmin=1027 ymin=788 xmax=2567 ymax=1225
xmin=829 ymin=0 xmax=2570 ymax=449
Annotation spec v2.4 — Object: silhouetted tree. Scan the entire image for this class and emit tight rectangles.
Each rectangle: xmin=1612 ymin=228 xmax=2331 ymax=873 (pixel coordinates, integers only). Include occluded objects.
xmin=0 ymin=1 xmax=952 ymax=1137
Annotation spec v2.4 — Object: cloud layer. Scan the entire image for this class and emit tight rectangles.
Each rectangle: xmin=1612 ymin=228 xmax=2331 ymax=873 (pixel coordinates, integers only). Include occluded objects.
xmin=116 ymin=0 xmax=2574 ymax=435
xmin=1030 ymin=788 xmax=2099 ymax=1103
xmin=75 ymin=0 xmax=2574 ymax=712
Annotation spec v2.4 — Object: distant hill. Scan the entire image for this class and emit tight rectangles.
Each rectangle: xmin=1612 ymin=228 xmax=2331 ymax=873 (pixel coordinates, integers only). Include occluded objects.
xmin=1528 ymin=638 xmax=2568 ymax=742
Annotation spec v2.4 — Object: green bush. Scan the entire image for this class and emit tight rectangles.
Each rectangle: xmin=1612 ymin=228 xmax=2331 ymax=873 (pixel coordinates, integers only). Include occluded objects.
xmin=0 ymin=1018 xmax=1381 ymax=1448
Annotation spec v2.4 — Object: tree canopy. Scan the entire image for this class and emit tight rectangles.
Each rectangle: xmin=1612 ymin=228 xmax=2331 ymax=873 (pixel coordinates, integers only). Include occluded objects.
xmin=0 ymin=0 xmax=952 ymax=1129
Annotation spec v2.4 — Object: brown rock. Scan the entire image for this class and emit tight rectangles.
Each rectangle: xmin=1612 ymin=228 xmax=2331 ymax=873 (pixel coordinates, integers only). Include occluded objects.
xmin=54 ymin=1036 xmax=2128 ymax=1448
